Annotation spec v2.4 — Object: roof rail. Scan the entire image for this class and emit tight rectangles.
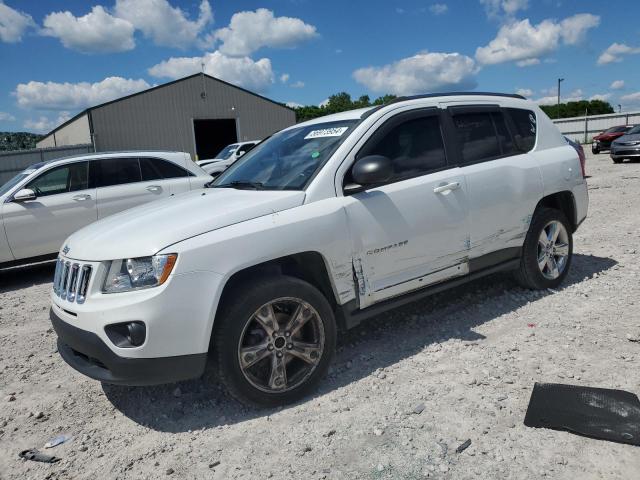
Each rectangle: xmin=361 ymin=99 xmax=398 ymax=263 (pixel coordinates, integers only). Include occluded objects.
xmin=388 ymin=92 xmax=526 ymax=105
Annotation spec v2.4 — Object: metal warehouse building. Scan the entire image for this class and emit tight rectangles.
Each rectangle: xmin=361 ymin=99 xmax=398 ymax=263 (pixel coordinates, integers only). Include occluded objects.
xmin=36 ymin=73 xmax=296 ymax=160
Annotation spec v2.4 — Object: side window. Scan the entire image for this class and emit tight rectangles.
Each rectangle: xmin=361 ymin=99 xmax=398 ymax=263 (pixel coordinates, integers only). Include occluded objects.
xmin=505 ymin=108 xmax=536 ymax=152
xmin=359 ymin=115 xmax=447 ymax=182
xmin=451 ymin=112 xmax=502 ymax=163
xmin=92 ymin=158 xmax=141 ymax=187
xmin=140 ymin=158 xmax=190 ymax=180
xmin=492 ymin=112 xmax=518 ymax=156
xmin=27 ymin=162 xmax=88 ymax=197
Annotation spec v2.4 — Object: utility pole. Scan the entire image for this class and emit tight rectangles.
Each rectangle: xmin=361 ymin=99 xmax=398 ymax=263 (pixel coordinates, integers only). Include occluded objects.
xmin=557 ymin=78 xmax=564 ymax=119
xmin=618 ymin=104 xmax=622 ymax=113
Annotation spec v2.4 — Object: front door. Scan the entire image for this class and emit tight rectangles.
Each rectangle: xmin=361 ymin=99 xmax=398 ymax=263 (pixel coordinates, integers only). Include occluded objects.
xmin=3 ymin=161 xmax=97 ymax=259
xmin=343 ymin=110 xmax=470 ymax=308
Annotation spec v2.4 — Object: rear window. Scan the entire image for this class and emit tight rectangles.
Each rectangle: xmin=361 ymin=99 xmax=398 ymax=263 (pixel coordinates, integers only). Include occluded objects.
xmin=452 ymin=112 xmax=502 ymax=163
xmin=505 ymin=108 xmax=537 ymax=152
xmin=140 ymin=158 xmax=190 ymax=180
xmin=92 ymin=158 xmax=141 ymax=187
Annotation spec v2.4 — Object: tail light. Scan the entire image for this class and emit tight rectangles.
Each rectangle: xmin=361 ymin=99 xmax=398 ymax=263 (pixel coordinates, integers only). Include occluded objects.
xmin=577 ymin=145 xmax=586 ymax=178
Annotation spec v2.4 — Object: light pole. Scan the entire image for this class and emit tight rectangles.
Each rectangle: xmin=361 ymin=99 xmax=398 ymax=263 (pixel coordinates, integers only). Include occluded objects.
xmin=557 ymin=78 xmax=564 ymax=119
xmin=618 ymin=104 xmax=622 ymax=113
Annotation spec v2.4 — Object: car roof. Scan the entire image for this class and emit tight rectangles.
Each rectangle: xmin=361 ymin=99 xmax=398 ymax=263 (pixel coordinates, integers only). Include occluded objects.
xmin=28 ymin=150 xmax=186 ymax=169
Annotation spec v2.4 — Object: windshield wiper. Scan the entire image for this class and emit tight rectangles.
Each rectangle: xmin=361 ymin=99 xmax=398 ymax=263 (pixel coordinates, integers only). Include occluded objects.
xmin=212 ymin=180 xmax=265 ymax=190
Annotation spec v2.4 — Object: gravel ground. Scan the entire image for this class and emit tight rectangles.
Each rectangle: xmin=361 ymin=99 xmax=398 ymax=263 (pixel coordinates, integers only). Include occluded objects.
xmin=1 ymin=151 xmax=639 ymax=480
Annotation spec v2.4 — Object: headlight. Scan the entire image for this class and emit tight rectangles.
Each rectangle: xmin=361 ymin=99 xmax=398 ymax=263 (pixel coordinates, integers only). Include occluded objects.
xmin=102 ymin=254 xmax=177 ymax=293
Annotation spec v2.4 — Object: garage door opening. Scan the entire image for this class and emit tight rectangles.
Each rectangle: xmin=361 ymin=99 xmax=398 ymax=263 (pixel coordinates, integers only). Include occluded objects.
xmin=193 ymin=119 xmax=238 ymax=160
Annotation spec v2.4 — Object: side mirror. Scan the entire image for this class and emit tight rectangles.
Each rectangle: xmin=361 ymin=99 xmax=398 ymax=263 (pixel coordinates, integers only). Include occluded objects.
xmin=13 ymin=188 xmax=36 ymax=202
xmin=353 ymin=154 xmax=393 ymax=182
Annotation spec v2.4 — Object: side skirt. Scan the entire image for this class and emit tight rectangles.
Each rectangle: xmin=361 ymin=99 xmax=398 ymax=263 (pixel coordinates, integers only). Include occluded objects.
xmin=339 ymin=248 xmax=521 ymax=330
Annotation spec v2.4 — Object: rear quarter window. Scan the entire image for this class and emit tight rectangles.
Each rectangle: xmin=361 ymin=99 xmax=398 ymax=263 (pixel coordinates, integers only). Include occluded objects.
xmin=505 ymin=108 xmax=537 ymax=152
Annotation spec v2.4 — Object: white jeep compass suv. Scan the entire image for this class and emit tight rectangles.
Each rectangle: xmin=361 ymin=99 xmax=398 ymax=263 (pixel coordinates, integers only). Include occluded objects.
xmin=50 ymin=93 xmax=588 ymax=406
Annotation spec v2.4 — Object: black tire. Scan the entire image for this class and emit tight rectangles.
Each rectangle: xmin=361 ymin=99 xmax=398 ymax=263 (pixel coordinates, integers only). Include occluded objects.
xmin=612 ymin=157 xmax=623 ymax=164
xmin=514 ymin=207 xmax=573 ymax=290
xmin=591 ymin=148 xmax=599 ymax=154
xmin=214 ymin=275 xmax=336 ymax=407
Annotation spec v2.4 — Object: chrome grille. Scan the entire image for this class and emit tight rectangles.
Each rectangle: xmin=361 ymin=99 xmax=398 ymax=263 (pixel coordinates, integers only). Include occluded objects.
xmin=53 ymin=258 xmax=92 ymax=304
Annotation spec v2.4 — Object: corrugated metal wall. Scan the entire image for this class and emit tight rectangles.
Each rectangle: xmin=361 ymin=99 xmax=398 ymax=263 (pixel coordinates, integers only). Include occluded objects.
xmin=90 ymin=75 xmax=296 ymax=158
xmin=553 ymin=111 xmax=640 ymax=143
xmin=0 ymin=144 xmax=92 ymax=184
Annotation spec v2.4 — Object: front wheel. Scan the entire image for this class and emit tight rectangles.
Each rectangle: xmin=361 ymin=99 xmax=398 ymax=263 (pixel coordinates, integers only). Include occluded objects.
xmin=214 ymin=275 xmax=336 ymax=407
xmin=515 ymin=208 xmax=573 ymax=289
xmin=592 ymin=147 xmax=599 ymax=154
xmin=612 ymin=157 xmax=623 ymax=164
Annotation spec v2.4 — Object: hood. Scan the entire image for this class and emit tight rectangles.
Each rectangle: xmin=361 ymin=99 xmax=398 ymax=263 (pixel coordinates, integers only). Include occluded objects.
xmin=613 ymin=133 xmax=640 ymax=144
xmin=594 ymin=132 xmax=623 ymax=141
xmin=64 ymin=188 xmax=306 ymax=261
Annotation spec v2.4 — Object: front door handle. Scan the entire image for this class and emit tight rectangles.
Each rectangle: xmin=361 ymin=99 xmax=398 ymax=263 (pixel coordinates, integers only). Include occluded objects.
xmin=433 ymin=182 xmax=461 ymax=194
xmin=72 ymin=194 xmax=91 ymax=201
xmin=146 ymin=185 xmax=161 ymax=192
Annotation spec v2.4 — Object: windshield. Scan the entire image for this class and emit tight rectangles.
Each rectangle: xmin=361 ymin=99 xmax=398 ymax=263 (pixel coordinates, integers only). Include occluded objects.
xmin=214 ymin=144 xmax=239 ymax=160
xmin=626 ymin=125 xmax=640 ymax=135
xmin=213 ymin=119 xmax=358 ymax=190
xmin=605 ymin=126 xmax=630 ymax=134
xmin=0 ymin=173 xmax=30 ymax=197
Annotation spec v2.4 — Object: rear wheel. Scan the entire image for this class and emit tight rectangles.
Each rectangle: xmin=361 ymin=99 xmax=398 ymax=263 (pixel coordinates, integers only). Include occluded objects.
xmin=214 ymin=275 xmax=336 ymax=407
xmin=591 ymin=147 xmax=599 ymax=154
xmin=515 ymin=208 xmax=573 ymax=290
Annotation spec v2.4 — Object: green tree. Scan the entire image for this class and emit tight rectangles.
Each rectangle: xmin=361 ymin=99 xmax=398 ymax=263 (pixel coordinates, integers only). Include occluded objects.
xmin=540 ymin=100 xmax=614 ymax=119
xmin=291 ymin=92 xmax=398 ymax=122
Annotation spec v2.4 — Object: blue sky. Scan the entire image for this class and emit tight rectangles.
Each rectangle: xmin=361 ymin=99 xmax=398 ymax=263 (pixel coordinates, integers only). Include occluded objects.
xmin=1 ymin=0 xmax=640 ymax=133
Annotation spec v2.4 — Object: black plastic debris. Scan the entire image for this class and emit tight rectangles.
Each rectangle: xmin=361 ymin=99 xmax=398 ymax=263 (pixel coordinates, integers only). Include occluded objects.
xmin=19 ymin=449 xmax=61 ymax=463
xmin=455 ymin=439 xmax=472 ymax=453
xmin=524 ymin=383 xmax=640 ymax=446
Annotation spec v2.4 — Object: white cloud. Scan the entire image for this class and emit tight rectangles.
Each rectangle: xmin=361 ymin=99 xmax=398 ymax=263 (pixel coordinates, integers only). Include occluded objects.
xmin=114 ymin=0 xmax=212 ymax=49
xmin=290 ymin=80 xmax=305 ymax=88
xmin=516 ymin=58 xmax=540 ymax=67
xmin=597 ymin=43 xmax=640 ymax=65
xmin=15 ymin=77 xmax=150 ymax=110
xmin=515 ymin=88 xmax=533 ymax=97
xmin=395 ymin=8 xmax=405 ymax=14
xmin=610 ymin=80 xmax=625 ymax=90
xmin=620 ymin=92 xmax=640 ymax=106
xmin=285 ymin=101 xmax=303 ymax=109
xmin=148 ymin=51 xmax=274 ymax=92
xmin=214 ymin=8 xmax=317 ymax=56
xmin=42 ymin=6 xmax=135 ymax=54
xmin=24 ymin=111 xmax=71 ymax=133
xmin=475 ymin=14 xmax=600 ymax=66
xmin=319 ymin=98 xmax=329 ymax=107
xmin=480 ymin=0 xmax=528 ymax=19
xmin=535 ymin=89 xmax=583 ymax=106
xmin=0 ymin=1 xmax=35 ymax=43
xmin=429 ymin=4 xmax=449 ymax=15
xmin=0 ymin=111 xmax=16 ymax=121
xmin=353 ymin=51 xmax=477 ymax=95
xmin=589 ymin=93 xmax=611 ymax=101
xmin=280 ymin=73 xmax=290 ymax=83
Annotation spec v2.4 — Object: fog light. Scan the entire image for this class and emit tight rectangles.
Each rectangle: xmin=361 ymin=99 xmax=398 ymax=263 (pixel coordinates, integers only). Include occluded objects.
xmin=105 ymin=321 xmax=146 ymax=348
xmin=127 ymin=322 xmax=145 ymax=346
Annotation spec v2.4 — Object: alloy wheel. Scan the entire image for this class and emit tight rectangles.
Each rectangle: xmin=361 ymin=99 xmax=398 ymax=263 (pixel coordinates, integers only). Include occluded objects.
xmin=237 ymin=297 xmax=325 ymax=393
xmin=537 ymin=220 xmax=570 ymax=280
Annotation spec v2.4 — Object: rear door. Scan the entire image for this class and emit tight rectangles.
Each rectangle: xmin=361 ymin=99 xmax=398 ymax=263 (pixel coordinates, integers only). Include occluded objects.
xmin=139 ymin=157 xmax=193 ymax=194
xmin=445 ymin=105 xmax=542 ymax=261
xmin=3 ymin=161 xmax=96 ymax=259
xmin=93 ymin=157 xmax=170 ymax=219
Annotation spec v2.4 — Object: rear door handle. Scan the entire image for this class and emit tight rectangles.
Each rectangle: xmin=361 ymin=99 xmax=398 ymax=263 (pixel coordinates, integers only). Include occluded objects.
xmin=433 ymin=182 xmax=461 ymax=194
xmin=72 ymin=194 xmax=91 ymax=201
xmin=146 ymin=185 xmax=161 ymax=192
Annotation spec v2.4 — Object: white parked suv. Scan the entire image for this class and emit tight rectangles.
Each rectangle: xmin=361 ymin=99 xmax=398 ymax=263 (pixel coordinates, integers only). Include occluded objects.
xmin=0 ymin=151 xmax=210 ymax=267
xmin=50 ymin=93 xmax=588 ymax=406
xmin=196 ymin=141 xmax=260 ymax=169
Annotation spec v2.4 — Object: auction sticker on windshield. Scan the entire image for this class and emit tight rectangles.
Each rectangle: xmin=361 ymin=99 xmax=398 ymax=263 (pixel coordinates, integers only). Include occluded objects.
xmin=304 ymin=127 xmax=349 ymax=139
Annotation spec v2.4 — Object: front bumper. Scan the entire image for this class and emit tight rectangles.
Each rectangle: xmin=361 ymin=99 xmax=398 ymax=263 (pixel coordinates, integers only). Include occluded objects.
xmin=51 ymin=309 xmax=207 ymax=385
xmin=610 ymin=146 xmax=640 ymax=159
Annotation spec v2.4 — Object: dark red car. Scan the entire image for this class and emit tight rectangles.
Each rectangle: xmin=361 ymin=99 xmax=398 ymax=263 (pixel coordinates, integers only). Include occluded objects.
xmin=592 ymin=125 xmax=633 ymax=153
